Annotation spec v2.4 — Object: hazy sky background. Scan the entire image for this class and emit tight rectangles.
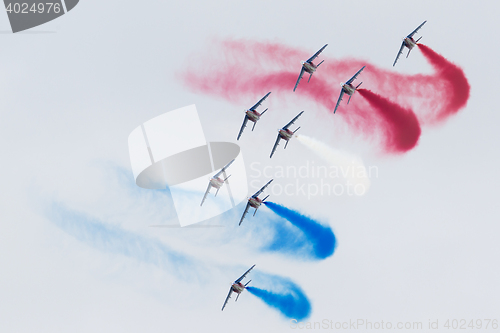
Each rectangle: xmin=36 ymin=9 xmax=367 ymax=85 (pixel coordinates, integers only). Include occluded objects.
xmin=0 ymin=1 xmax=499 ymax=332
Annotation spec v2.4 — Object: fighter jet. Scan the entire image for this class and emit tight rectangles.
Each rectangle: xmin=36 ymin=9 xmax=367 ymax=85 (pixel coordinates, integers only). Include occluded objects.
xmin=393 ymin=20 xmax=427 ymax=67
xmin=237 ymin=92 xmax=271 ymax=140
xmin=293 ymin=44 xmax=328 ymax=92
xmin=333 ymin=66 xmax=365 ymax=114
xmin=200 ymin=159 xmax=235 ymax=206
xmin=239 ymin=180 xmax=273 ymax=226
xmin=221 ymin=265 xmax=255 ymax=311
xmin=269 ymin=111 xmax=304 ymax=158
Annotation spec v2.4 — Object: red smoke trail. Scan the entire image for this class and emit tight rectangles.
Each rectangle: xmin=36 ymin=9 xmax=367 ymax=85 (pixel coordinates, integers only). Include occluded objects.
xmin=358 ymin=89 xmax=421 ymax=153
xmin=180 ymin=39 xmax=469 ymax=153
xmin=418 ymin=44 xmax=471 ymax=122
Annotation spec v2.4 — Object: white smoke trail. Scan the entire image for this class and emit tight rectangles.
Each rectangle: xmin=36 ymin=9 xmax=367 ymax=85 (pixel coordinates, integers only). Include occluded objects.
xmin=296 ymin=134 xmax=371 ymax=194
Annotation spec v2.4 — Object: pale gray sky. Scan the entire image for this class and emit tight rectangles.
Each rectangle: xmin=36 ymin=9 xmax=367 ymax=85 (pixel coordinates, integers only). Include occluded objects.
xmin=0 ymin=1 xmax=498 ymax=332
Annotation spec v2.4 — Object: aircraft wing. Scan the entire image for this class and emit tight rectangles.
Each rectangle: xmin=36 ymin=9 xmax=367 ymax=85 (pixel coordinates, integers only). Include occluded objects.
xmin=239 ymin=202 xmax=251 ymax=226
xmin=235 ymin=264 xmax=256 ymax=283
xmin=270 ymin=135 xmax=281 ymax=158
xmin=293 ymin=67 xmax=305 ymax=92
xmin=393 ymin=42 xmax=405 ymax=67
xmin=346 ymin=66 xmax=365 ymax=85
xmin=221 ymin=287 xmax=233 ymax=311
xmin=214 ymin=159 xmax=235 ymax=178
xmin=407 ymin=20 xmax=427 ymax=38
xmin=334 ymin=90 xmax=345 ymax=114
xmin=282 ymin=111 xmax=304 ymax=130
xmin=237 ymin=116 xmax=249 ymax=140
xmin=253 ymin=179 xmax=273 ymax=198
xmin=249 ymin=92 xmax=271 ymax=111
xmin=306 ymin=44 xmax=328 ymax=63
xmin=200 ymin=183 xmax=212 ymax=206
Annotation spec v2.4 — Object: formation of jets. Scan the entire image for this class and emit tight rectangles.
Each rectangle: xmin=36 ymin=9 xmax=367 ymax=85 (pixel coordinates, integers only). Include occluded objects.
xmin=293 ymin=44 xmax=328 ymax=92
xmin=393 ymin=21 xmax=427 ymax=67
xmin=239 ymin=179 xmax=273 ymax=226
xmin=200 ymin=159 xmax=235 ymax=206
xmin=213 ymin=21 xmax=427 ymax=311
xmin=221 ymin=265 xmax=255 ymax=311
xmin=270 ymin=111 xmax=304 ymax=158
xmin=237 ymin=92 xmax=271 ymax=140
xmin=333 ymin=66 xmax=365 ymax=114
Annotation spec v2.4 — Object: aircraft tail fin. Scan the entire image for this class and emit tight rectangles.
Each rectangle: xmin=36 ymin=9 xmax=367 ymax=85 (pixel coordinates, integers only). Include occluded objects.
xmin=407 ymin=48 xmax=412 ymax=58
xmin=252 ymin=122 xmax=256 ymax=131
xmin=355 ymin=82 xmax=363 ymax=89
xmin=262 ymin=195 xmax=270 ymax=202
xmin=348 ymin=95 xmax=352 ymax=105
xmin=215 ymin=188 xmax=220 ymax=197
xmin=244 ymin=280 xmax=252 ymax=287
xmin=293 ymin=126 xmax=301 ymax=134
xmin=235 ymin=293 xmax=240 ymax=302
xmin=308 ymin=73 xmax=313 ymax=83
xmin=253 ymin=207 xmax=258 ymax=217
xmin=223 ymin=174 xmax=231 ymax=182
xmin=317 ymin=60 xmax=324 ymax=67
xmin=284 ymin=140 xmax=289 ymax=149
xmin=260 ymin=108 xmax=267 ymax=116
xmin=416 ymin=36 xmax=422 ymax=43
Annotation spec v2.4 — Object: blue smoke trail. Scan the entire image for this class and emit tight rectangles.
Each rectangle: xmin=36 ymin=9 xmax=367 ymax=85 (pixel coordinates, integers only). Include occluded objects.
xmin=263 ymin=202 xmax=336 ymax=259
xmin=107 ymin=165 xmax=332 ymax=261
xmin=246 ymin=273 xmax=311 ymax=320
xmin=46 ymin=202 xmax=314 ymax=319
xmin=255 ymin=212 xmax=311 ymax=256
xmin=47 ymin=202 xmax=202 ymax=281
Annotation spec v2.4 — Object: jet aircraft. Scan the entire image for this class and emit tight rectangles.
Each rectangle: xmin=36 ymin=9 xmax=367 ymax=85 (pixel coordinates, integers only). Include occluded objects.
xmin=333 ymin=66 xmax=365 ymax=114
xmin=393 ymin=20 xmax=427 ymax=67
xmin=200 ymin=159 xmax=235 ymax=206
xmin=221 ymin=265 xmax=255 ymax=311
xmin=293 ymin=44 xmax=328 ymax=92
xmin=239 ymin=180 xmax=273 ymax=226
xmin=269 ymin=111 xmax=304 ymax=158
xmin=237 ymin=92 xmax=271 ymax=140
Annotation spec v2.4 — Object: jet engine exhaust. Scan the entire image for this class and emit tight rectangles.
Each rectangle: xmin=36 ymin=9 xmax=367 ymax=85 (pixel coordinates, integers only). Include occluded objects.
xmin=358 ymin=88 xmax=422 ymax=154
xmin=246 ymin=282 xmax=311 ymax=320
xmin=181 ymin=39 xmax=470 ymax=154
xmin=263 ymin=201 xmax=336 ymax=260
xmin=417 ymin=44 xmax=470 ymax=122
xmin=295 ymin=134 xmax=371 ymax=193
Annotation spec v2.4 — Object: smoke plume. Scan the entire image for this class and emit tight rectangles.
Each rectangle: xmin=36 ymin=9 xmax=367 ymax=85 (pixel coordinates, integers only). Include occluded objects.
xmin=295 ymin=134 xmax=371 ymax=191
xmin=357 ymin=89 xmax=421 ymax=153
xmin=246 ymin=281 xmax=311 ymax=320
xmin=264 ymin=201 xmax=336 ymax=259
xmin=180 ymin=39 xmax=470 ymax=153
